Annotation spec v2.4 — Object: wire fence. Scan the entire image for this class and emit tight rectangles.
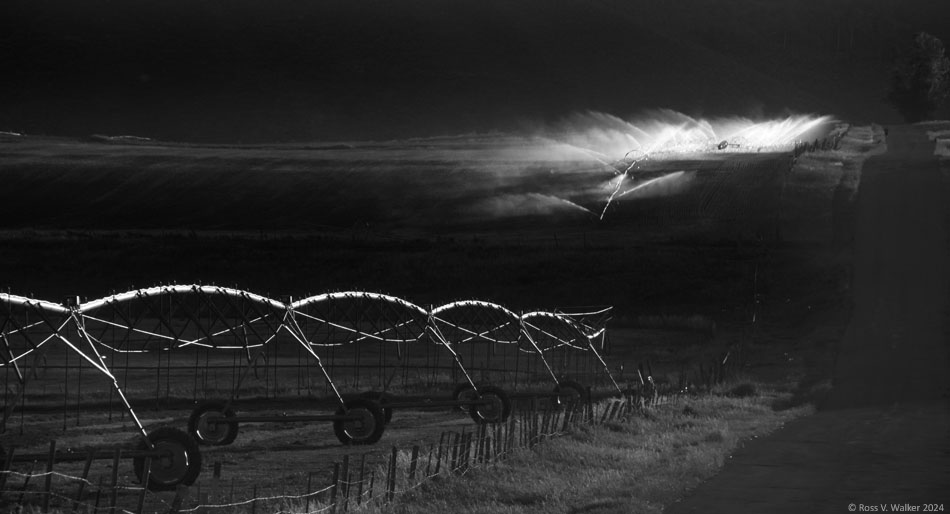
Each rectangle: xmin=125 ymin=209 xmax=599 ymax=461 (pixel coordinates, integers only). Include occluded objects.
xmin=0 ymin=342 xmax=751 ymax=514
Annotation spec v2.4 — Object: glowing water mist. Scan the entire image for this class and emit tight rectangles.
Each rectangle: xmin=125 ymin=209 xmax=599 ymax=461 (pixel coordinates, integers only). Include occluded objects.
xmin=553 ymin=109 xmax=835 ymax=162
xmin=544 ymin=109 xmax=835 ymax=218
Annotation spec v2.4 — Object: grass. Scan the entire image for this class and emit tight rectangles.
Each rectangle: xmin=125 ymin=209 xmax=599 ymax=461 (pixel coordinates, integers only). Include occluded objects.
xmin=361 ymin=380 xmax=812 ymax=514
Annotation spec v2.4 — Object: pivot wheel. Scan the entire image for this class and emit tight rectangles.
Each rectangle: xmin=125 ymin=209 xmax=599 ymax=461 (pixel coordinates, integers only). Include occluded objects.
xmin=134 ymin=427 xmax=202 ymax=491
xmin=469 ymin=386 xmax=512 ymax=424
xmin=452 ymin=382 xmax=482 ymax=412
xmin=553 ymin=380 xmax=586 ymax=409
xmin=188 ymin=401 xmax=239 ymax=446
xmin=359 ymin=391 xmax=394 ymax=425
xmin=333 ymin=398 xmax=386 ymax=445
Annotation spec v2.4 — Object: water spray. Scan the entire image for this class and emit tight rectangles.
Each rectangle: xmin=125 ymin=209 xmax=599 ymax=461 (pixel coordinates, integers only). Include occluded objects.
xmin=615 ymin=171 xmax=686 ymax=199
xmin=599 ymin=155 xmax=646 ymax=219
xmin=558 ymin=111 xmax=835 ymax=219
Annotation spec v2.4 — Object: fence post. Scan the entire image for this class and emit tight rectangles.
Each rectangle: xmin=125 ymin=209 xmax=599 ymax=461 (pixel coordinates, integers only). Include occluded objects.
xmin=304 ymin=472 xmax=313 ymax=511
xmin=329 ymin=462 xmax=340 ymax=512
xmin=474 ymin=425 xmax=483 ymax=463
xmin=340 ymin=454 xmax=350 ymax=511
xmin=386 ymin=446 xmax=397 ymax=502
xmin=356 ymin=455 xmax=366 ymax=505
xmin=450 ymin=432 xmax=460 ymax=473
xmin=461 ymin=432 xmax=472 ymax=473
xmin=473 ymin=429 xmax=479 ymax=464
xmin=211 ymin=461 xmax=221 ymax=504
xmin=136 ymin=457 xmax=152 ymax=514
xmin=344 ymin=468 xmax=352 ymax=512
xmin=542 ymin=408 xmax=551 ymax=440
xmin=492 ymin=423 xmax=505 ymax=462
xmin=519 ymin=410 xmax=526 ymax=447
xmin=407 ymin=445 xmax=419 ymax=483
xmin=536 ymin=409 xmax=543 ymax=443
xmin=168 ymin=484 xmax=188 ymax=514
xmin=72 ymin=448 xmax=96 ymax=512
xmin=93 ymin=476 xmax=103 ymax=513
xmin=41 ymin=439 xmax=56 ymax=512
xmin=367 ymin=469 xmax=375 ymax=502
xmin=434 ymin=432 xmax=446 ymax=475
xmin=527 ymin=410 xmax=535 ymax=447
xmin=109 ymin=448 xmax=122 ymax=514
xmin=536 ymin=409 xmax=545 ymax=443
xmin=586 ymin=387 xmax=594 ymax=423
xmin=424 ymin=443 xmax=433 ymax=478
xmin=0 ymin=445 xmax=14 ymax=492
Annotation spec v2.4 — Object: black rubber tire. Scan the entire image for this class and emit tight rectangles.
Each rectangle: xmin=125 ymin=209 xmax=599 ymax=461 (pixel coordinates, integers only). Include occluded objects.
xmin=452 ymin=383 xmax=481 ymax=412
xmin=358 ymin=391 xmax=394 ymax=425
xmin=469 ymin=386 xmax=512 ymax=424
xmin=553 ymin=380 xmax=587 ymax=409
xmin=134 ymin=427 xmax=203 ymax=491
xmin=333 ymin=398 xmax=386 ymax=445
xmin=187 ymin=401 xmax=239 ymax=446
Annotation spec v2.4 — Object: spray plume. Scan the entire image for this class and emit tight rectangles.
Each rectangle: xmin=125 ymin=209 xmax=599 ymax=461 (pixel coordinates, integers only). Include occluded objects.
xmin=547 ymin=109 xmax=834 ymax=219
xmin=553 ymin=109 xmax=834 ymax=161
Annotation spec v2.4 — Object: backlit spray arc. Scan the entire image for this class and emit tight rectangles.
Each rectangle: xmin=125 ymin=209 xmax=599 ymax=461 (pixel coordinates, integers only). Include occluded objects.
xmin=552 ymin=111 xmax=835 ymax=219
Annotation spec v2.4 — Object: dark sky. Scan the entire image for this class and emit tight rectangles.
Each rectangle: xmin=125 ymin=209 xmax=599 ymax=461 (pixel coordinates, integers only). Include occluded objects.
xmin=2 ymin=0 xmax=949 ymax=142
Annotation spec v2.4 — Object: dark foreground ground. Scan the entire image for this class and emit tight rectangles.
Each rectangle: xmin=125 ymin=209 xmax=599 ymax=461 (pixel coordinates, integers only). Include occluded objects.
xmin=666 ymin=125 xmax=950 ymax=513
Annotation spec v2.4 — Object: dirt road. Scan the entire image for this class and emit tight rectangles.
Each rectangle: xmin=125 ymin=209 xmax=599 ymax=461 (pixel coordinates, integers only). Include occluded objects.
xmin=666 ymin=125 xmax=950 ymax=513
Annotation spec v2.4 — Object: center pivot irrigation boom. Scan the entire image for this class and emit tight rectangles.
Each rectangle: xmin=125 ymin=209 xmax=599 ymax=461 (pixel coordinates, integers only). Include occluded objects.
xmin=431 ymin=300 xmax=589 ymax=408
xmin=1 ymin=292 xmax=201 ymax=491
xmin=189 ymin=292 xmax=512 ymax=449
xmin=2 ymin=286 xmax=616 ymax=490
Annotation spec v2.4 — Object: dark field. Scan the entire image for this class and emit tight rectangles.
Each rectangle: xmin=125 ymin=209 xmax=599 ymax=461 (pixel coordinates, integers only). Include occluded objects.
xmin=1 ymin=133 xmax=787 ymax=234
xmin=0 ymin=133 xmax=807 ymax=316
xmin=0 ymin=127 xmax=879 ymax=510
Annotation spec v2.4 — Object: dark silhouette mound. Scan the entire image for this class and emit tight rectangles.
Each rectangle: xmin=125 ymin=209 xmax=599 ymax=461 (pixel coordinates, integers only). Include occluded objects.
xmin=667 ymin=126 xmax=950 ymax=513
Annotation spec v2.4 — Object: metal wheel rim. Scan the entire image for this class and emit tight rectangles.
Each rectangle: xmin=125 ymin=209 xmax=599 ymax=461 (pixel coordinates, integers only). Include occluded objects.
xmin=149 ymin=440 xmax=191 ymax=486
xmin=475 ymin=393 xmax=502 ymax=422
xmin=559 ymin=389 xmax=581 ymax=406
xmin=195 ymin=410 xmax=229 ymax=444
xmin=458 ymin=388 xmax=478 ymax=403
xmin=343 ymin=407 xmax=376 ymax=441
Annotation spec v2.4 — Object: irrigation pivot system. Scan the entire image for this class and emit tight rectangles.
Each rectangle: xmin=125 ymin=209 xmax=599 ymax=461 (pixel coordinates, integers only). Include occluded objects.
xmin=431 ymin=301 xmax=619 ymax=408
xmin=1 ymin=285 xmax=619 ymax=490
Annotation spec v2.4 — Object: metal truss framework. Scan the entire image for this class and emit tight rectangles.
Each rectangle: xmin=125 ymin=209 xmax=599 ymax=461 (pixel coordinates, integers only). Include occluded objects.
xmin=1 ymin=285 xmax=617 ymax=440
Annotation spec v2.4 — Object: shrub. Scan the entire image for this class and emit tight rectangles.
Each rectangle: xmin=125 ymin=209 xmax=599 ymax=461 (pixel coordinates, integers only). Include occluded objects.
xmin=886 ymin=32 xmax=950 ymax=122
